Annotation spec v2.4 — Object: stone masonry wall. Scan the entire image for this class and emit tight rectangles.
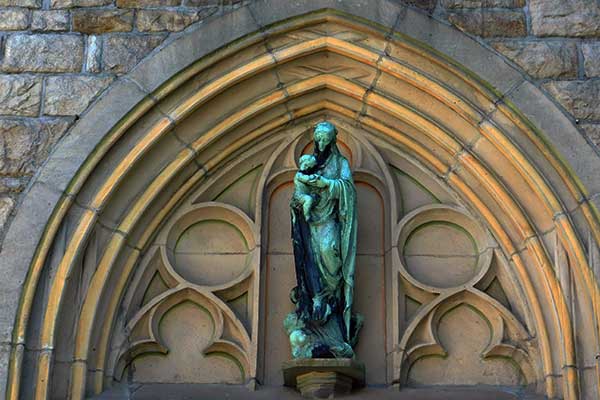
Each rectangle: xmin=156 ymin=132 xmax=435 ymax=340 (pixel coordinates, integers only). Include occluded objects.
xmin=0 ymin=0 xmax=599 ymax=244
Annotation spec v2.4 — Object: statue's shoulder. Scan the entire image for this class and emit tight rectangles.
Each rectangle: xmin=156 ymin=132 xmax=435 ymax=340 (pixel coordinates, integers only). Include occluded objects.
xmin=338 ymin=154 xmax=351 ymax=170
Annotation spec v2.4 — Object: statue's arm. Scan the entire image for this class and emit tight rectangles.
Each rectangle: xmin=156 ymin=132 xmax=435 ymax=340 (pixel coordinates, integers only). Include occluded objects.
xmin=303 ymin=158 xmax=352 ymax=190
xmin=322 ymin=158 xmax=353 ymax=199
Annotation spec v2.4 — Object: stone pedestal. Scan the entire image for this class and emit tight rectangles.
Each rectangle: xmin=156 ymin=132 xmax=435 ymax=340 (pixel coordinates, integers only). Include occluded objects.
xmin=282 ymin=358 xmax=365 ymax=399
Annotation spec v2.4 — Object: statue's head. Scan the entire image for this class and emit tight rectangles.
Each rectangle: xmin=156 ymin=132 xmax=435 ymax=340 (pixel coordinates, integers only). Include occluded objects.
xmin=298 ymin=154 xmax=317 ymax=171
xmin=313 ymin=121 xmax=337 ymax=152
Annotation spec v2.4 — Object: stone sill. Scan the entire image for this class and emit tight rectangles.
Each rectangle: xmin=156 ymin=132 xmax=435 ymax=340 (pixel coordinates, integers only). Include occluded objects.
xmin=92 ymin=383 xmax=544 ymax=400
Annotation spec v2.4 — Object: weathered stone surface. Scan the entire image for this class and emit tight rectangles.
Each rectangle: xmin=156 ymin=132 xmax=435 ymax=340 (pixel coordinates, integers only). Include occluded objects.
xmin=0 ymin=196 xmax=15 ymax=232
xmin=102 ymin=34 xmax=165 ymax=73
xmin=402 ymin=0 xmax=436 ymax=12
xmin=530 ymin=0 xmax=600 ymax=37
xmin=44 ymin=75 xmax=114 ymax=116
xmin=137 ymin=10 xmax=201 ymax=32
xmin=35 ymin=79 xmax=146 ymax=193
xmin=116 ymin=0 xmax=179 ymax=7
xmin=0 ymin=0 xmax=39 ymax=6
xmin=1 ymin=121 xmax=41 ymax=173
xmin=543 ymin=80 xmax=600 ymax=120
xmin=0 ymin=117 xmax=72 ymax=175
xmin=1 ymin=34 xmax=83 ymax=73
xmin=441 ymin=0 xmax=524 ymax=8
xmin=491 ymin=41 xmax=577 ymax=79
xmin=0 ymin=9 xmax=29 ymax=30
xmin=0 ymin=75 xmax=41 ymax=117
xmin=0 ymin=177 xmax=27 ymax=193
xmin=73 ymin=9 xmax=133 ymax=34
xmin=447 ymin=10 xmax=526 ymax=38
xmin=85 ymin=36 xmax=102 ymax=73
xmin=31 ymin=10 xmax=69 ymax=32
xmin=580 ymin=124 xmax=600 ymax=148
xmin=582 ymin=43 xmax=600 ymax=77
xmin=50 ymin=0 xmax=111 ymax=8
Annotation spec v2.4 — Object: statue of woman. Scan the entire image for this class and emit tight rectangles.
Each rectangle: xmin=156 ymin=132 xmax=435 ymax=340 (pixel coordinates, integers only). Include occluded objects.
xmin=285 ymin=121 xmax=362 ymax=359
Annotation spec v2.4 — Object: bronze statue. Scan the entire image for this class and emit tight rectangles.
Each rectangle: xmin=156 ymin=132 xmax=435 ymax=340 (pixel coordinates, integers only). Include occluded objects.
xmin=285 ymin=121 xmax=362 ymax=359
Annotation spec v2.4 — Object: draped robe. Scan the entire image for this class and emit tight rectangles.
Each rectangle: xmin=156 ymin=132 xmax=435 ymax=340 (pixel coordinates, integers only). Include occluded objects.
xmin=289 ymin=144 xmax=361 ymax=358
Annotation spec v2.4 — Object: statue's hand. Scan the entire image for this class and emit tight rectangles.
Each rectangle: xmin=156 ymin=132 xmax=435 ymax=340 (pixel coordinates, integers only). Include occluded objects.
xmin=296 ymin=173 xmax=312 ymax=184
xmin=306 ymin=175 xmax=330 ymax=188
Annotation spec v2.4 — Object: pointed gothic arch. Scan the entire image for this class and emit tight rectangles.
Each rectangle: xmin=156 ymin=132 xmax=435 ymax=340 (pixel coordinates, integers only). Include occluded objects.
xmin=2 ymin=2 xmax=600 ymax=399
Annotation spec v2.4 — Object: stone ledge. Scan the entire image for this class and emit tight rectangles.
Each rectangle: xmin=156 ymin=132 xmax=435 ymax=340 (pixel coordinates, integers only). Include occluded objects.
xmin=283 ymin=358 xmax=365 ymax=398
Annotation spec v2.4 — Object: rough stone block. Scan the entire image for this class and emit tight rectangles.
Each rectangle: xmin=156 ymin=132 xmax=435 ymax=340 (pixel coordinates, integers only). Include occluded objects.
xmin=116 ymin=0 xmax=179 ymax=7
xmin=44 ymin=75 xmax=114 ymax=116
xmin=73 ymin=9 xmax=133 ymax=34
xmin=530 ymin=0 xmax=600 ymax=37
xmin=1 ymin=34 xmax=83 ymax=73
xmin=0 ymin=0 xmax=39 ymax=6
xmin=102 ymin=34 xmax=165 ymax=74
xmin=0 ymin=9 xmax=30 ymax=30
xmin=0 ymin=75 xmax=41 ymax=116
xmin=0 ymin=120 xmax=43 ymax=174
xmin=448 ymin=10 xmax=526 ymax=37
xmin=0 ymin=117 xmax=72 ymax=175
xmin=31 ymin=10 xmax=69 ymax=32
xmin=582 ymin=43 xmax=600 ymax=77
xmin=136 ymin=10 xmax=201 ymax=32
xmin=51 ymin=0 xmax=111 ymax=8
xmin=580 ymin=124 xmax=600 ymax=148
xmin=491 ymin=41 xmax=577 ymax=79
xmin=543 ymin=80 xmax=600 ymax=120
xmin=442 ymin=0 xmax=524 ymax=8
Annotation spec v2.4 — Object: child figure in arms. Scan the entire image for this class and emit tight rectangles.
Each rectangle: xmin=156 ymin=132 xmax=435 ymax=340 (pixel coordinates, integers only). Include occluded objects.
xmin=293 ymin=154 xmax=319 ymax=222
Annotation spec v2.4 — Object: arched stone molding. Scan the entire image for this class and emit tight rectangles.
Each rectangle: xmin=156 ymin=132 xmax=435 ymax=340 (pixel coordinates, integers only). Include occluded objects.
xmin=1 ymin=1 xmax=599 ymax=399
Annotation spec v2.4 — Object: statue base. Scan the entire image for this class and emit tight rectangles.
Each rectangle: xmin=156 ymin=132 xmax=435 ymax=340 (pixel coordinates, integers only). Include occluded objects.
xmin=282 ymin=358 xmax=365 ymax=399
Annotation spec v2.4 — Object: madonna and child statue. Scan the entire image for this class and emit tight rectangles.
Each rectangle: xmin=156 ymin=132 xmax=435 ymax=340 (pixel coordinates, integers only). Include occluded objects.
xmin=282 ymin=121 xmax=364 ymax=397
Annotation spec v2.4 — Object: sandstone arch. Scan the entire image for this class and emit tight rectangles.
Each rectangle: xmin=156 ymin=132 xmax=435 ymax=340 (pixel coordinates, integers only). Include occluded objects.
xmin=1 ymin=2 xmax=600 ymax=399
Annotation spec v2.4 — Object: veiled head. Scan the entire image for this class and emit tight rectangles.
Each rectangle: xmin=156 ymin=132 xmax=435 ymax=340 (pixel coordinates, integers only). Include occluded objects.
xmin=313 ymin=121 xmax=337 ymax=152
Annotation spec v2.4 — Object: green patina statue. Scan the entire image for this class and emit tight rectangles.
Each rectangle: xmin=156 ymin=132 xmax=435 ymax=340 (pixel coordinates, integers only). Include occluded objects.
xmin=285 ymin=121 xmax=362 ymax=359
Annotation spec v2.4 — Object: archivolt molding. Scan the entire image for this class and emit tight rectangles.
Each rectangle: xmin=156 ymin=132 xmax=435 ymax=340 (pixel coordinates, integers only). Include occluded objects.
xmin=2 ymin=3 xmax=600 ymax=400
